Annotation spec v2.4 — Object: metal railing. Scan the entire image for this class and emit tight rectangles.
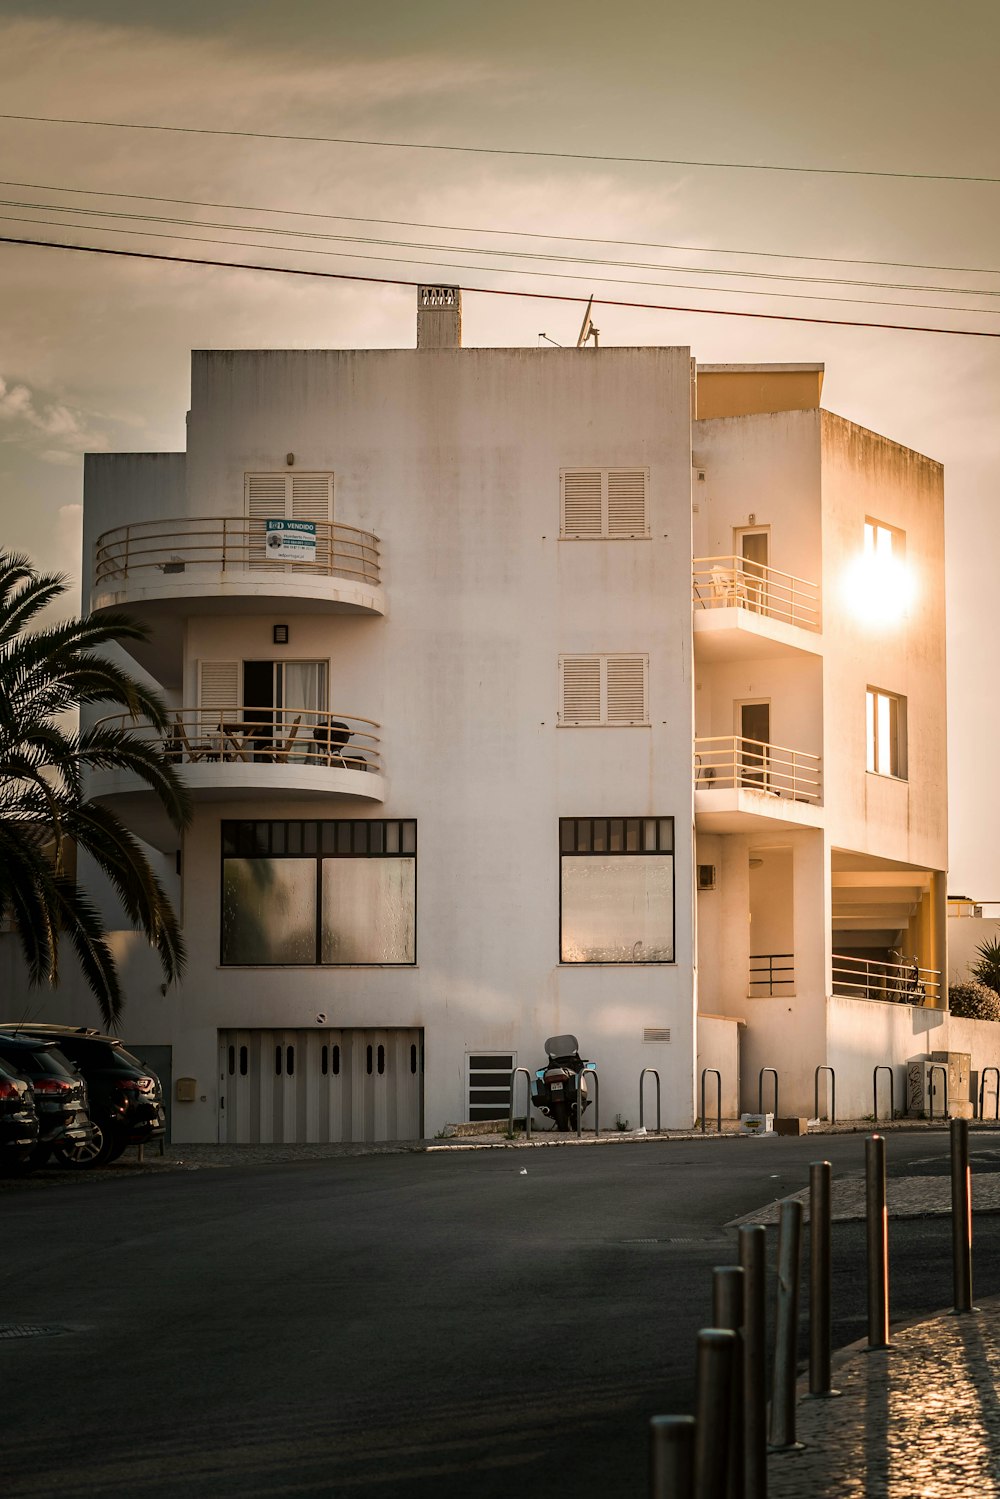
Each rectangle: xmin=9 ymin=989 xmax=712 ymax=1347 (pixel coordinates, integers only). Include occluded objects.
xmin=832 ymin=951 xmax=941 ymax=1006
xmin=97 ymin=707 xmax=382 ymax=772
xmin=873 ymin=1065 xmax=895 ymax=1122
xmin=94 ymin=516 xmax=381 ymax=588
xmin=979 ymin=1066 xmax=1000 ymax=1120
xmin=748 ymin=952 xmax=794 ymax=996
xmin=692 ymin=555 xmax=821 ymax=630
xmin=695 ymin=735 xmax=822 ymax=803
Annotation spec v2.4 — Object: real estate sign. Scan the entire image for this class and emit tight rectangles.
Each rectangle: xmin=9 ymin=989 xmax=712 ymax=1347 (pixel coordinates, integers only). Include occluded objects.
xmin=265 ymin=519 xmax=317 ymax=562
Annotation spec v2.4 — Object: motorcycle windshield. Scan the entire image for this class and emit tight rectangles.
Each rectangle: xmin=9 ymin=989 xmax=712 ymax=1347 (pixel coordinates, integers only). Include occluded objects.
xmin=544 ymin=1034 xmax=579 ymax=1059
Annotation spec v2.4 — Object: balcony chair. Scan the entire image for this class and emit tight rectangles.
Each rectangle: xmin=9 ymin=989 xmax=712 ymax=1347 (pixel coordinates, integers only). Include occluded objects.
xmin=170 ymin=713 xmax=218 ymax=763
xmin=273 ymin=717 xmax=303 ymax=763
xmin=710 ymin=565 xmax=748 ymax=606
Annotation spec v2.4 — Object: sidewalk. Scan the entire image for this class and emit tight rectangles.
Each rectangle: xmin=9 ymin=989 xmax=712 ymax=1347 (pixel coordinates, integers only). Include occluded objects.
xmin=768 ymin=1296 xmax=1000 ymax=1498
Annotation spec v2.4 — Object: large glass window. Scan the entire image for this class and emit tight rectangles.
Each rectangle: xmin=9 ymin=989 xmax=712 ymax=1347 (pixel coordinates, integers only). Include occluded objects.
xmin=221 ymin=820 xmax=416 ymax=965
xmin=559 ymin=817 xmax=674 ymax=963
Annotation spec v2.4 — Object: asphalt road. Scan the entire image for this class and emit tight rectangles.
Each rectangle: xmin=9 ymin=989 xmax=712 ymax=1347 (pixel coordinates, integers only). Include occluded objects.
xmin=4 ymin=1130 xmax=1000 ymax=1498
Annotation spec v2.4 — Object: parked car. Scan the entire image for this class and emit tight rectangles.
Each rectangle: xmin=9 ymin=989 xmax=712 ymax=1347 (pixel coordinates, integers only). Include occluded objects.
xmin=0 ymin=1053 xmax=40 ymax=1173
xmin=0 ymin=1026 xmax=166 ymax=1168
xmin=0 ymin=1033 xmax=93 ymax=1167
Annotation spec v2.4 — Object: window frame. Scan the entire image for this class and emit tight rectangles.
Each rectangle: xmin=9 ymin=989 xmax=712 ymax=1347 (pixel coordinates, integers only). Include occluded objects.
xmin=866 ymin=687 xmax=908 ymax=780
xmin=558 ymin=816 xmax=676 ymax=965
xmin=219 ymin=819 xmax=417 ymax=967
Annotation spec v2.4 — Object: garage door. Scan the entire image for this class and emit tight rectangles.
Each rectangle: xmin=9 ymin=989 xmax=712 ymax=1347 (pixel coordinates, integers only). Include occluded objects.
xmin=218 ymin=1028 xmax=423 ymax=1144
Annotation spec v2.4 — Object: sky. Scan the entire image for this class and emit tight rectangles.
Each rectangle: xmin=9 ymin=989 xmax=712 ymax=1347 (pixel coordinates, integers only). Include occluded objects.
xmin=0 ymin=0 xmax=997 ymax=891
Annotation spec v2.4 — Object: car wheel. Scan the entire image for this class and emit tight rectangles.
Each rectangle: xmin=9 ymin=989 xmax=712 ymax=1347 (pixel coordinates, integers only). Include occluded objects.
xmin=53 ymin=1118 xmax=117 ymax=1170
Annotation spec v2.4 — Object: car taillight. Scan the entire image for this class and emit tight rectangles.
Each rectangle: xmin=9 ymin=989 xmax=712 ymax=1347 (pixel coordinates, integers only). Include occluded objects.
xmin=0 ymin=1079 xmax=20 ymax=1100
xmin=30 ymin=1076 xmax=76 ymax=1095
xmin=117 ymin=1078 xmax=154 ymax=1094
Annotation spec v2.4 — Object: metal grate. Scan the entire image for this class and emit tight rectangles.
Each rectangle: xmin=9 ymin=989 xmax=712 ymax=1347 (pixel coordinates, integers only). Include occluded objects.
xmin=643 ymin=1027 xmax=672 ymax=1043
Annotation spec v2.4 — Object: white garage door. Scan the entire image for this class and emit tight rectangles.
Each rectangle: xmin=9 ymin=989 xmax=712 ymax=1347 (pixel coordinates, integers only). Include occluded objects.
xmin=218 ymin=1028 xmax=424 ymax=1144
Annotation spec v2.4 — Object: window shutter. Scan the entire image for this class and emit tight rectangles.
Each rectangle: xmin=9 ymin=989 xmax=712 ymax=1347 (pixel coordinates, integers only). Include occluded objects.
xmin=607 ymin=469 xmax=648 ymax=537
xmin=561 ymin=470 xmax=603 ymax=538
xmin=606 ymin=655 xmax=648 ymax=725
xmin=199 ymin=661 xmax=240 ymax=713
xmin=246 ymin=474 xmax=288 ymax=519
xmin=560 ymin=657 xmax=602 ymax=724
xmin=290 ymin=474 xmax=333 ymax=522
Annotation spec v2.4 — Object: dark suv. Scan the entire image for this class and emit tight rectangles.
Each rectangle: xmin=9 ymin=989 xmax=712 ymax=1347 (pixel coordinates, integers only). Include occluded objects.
xmin=2 ymin=1027 xmax=166 ymax=1168
xmin=0 ymin=1034 xmax=93 ymax=1167
xmin=0 ymin=1054 xmax=40 ymax=1173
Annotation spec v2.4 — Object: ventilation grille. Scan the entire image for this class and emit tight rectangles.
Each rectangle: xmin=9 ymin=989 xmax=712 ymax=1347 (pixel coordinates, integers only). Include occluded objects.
xmin=560 ymin=467 xmax=648 ymax=538
xmin=643 ymin=1028 xmax=672 ymax=1043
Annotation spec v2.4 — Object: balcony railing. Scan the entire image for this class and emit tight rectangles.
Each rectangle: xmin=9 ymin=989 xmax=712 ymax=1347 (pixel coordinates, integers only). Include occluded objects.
xmin=749 ymin=953 xmax=795 ymax=996
xmin=832 ymin=952 xmax=941 ymax=1007
xmin=94 ymin=518 xmax=381 ymax=588
xmin=695 ymin=736 xmax=822 ymax=804
xmin=692 ymin=556 xmax=820 ymax=630
xmin=100 ymin=708 xmax=382 ymax=773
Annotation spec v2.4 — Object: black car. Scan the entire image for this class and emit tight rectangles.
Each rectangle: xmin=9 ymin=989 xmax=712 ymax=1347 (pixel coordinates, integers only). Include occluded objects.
xmin=0 ymin=1054 xmax=40 ymax=1173
xmin=0 ymin=1034 xmax=92 ymax=1167
xmin=2 ymin=1027 xmax=166 ymax=1168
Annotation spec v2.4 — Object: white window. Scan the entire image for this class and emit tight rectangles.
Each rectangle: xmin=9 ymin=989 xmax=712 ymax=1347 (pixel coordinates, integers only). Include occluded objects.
xmin=866 ymin=687 xmax=907 ymax=779
xmin=560 ymin=468 xmax=649 ymax=538
xmin=559 ymin=655 xmax=649 ymax=726
xmin=864 ymin=518 xmax=904 ymax=560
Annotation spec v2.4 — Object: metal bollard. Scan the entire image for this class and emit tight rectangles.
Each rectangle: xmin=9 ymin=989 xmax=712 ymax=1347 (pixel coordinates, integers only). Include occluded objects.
xmin=808 ymin=1161 xmax=838 ymax=1397
xmin=865 ymin=1134 xmax=890 ymax=1348
xmin=979 ymin=1066 xmax=1000 ymax=1121
xmin=649 ymin=1415 xmax=695 ymax=1499
xmin=951 ymin=1117 xmax=973 ymax=1314
xmin=712 ymin=1267 xmax=745 ymax=1499
xmin=738 ymin=1225 xmax=768 ymax=1499
xmin=769 ymin=1199 xmax=804 ymax=1451
xmin=694 ymin=1329 xmax=737 ymax=1499
xmin=701 ymin=1068 xmax=722 ymax=1135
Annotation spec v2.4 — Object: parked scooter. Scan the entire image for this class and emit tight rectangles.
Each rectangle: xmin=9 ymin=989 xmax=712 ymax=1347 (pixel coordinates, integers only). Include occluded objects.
xmin=530 ymin=1035 xmax=597 ymax=1131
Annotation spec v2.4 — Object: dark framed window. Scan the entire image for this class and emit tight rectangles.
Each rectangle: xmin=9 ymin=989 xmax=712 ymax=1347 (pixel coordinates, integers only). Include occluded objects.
xmin=559 ymin=817 xmax=674 ymax=963
xmin=221 ymin=819 xmax=416 ymax=966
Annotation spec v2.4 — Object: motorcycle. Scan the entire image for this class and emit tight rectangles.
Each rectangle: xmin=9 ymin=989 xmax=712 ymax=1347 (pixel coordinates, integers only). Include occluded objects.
xmin=530 ymin=1034 xmax=597 ymax=1132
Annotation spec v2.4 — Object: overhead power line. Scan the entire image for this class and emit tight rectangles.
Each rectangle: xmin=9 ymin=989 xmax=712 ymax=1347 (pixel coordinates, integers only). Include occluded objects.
xmin=2 ymin=232 xmax=999 ymax=339
xmin=1 ymin=111 xmax=997 ymax=186
xmin=3 ymin=176 xmax=999 ymax=277
xmin=4 ymin=195 xmax=997 ymax=302
xmin=3 ymin=211 xmax=999 ymax=318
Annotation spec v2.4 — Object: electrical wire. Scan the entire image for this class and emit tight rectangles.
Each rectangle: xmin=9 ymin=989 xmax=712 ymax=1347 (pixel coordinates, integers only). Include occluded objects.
xmin=2 ymin=211 xmax=998 ymax=318
xmin=1 ymin=111 xmax=996 ymax=186
xmin=2 ymin=194 xmax=997 ymax=301
xmin=2 ymin=175 xmax=998 ymax=277
xmin=3 ymin=232 xmax=999 ymax=339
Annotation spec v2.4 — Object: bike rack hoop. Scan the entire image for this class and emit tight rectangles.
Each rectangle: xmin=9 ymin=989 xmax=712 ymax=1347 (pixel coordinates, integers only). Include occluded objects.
xmin=639 ymin=1067 xmax=661 ymax=1133
xmin=928 ymin=1062 xmax=949 ymax=1121
xmin=577 ymin=1068 xmax=600 ymax=1137
xmin=872 ymin=1065 xmax=895 ymax=1123
xmin=814 ymin=1064 xmax=836 ymax=1124
xmin=508 ymin=1067 xmax=533 ymax=1141
xmin=979 ymin=1066 xmax=1000 ymax=1121
xmin=757 ymin=1066 xmax=779 ymax=1118
xmin=700 ymin=1067 xmax=722 ymax=1134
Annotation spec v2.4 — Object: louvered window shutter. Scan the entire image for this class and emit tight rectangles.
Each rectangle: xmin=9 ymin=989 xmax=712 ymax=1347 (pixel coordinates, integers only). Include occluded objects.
xmin=290 ymin=474 xmax=333 ymax=522
xmin=246 ymin=474 xmax=288 ymax=518
xmin=606 ymin=655 xmax=648 ymax=725
xmin=199 ymin=661 xmax=240 ymax=713
xmin=607 ymin=470 xmax=648 ymax=537
xmin=560 ymin=657 xmax=602 ymax=725
xmin=561 ymin=471 xmax=603 ymax=538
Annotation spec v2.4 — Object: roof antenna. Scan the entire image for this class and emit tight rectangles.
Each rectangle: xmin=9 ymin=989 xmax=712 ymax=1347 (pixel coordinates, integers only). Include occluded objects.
xmin=576 ymin=295 xmax=600 ymax=348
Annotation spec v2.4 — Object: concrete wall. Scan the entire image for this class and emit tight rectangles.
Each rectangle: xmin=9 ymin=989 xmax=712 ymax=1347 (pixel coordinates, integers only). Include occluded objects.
xmin=948 ymin=915 xmax=1000 ymax=985
xmin=82 ymin=345 xmax=699 ymax=1139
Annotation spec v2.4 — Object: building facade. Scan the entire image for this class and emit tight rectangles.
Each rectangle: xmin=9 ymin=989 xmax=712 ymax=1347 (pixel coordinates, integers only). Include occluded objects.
xmin=5 ymin=287 xmax=956 ymax=1139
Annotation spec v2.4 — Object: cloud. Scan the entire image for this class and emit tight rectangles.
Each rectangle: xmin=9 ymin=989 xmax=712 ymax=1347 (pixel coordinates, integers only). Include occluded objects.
xmin=0 ymin=374 xmax=111 ymax=459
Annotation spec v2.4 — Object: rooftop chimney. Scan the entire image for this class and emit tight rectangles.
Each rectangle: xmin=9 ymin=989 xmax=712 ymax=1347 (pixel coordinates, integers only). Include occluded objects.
xmin=417 ymin=285 xmax=462 ymax=349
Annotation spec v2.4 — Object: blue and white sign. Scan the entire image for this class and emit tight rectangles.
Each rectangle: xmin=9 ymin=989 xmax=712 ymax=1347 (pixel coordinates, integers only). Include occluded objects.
xmin=265 ymin=519 xmax=317 ymax=562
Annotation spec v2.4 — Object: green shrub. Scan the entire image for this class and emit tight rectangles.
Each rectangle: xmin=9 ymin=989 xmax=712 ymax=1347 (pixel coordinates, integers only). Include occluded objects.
xmin=949 ymin=980 xmax=1000 ymax=1022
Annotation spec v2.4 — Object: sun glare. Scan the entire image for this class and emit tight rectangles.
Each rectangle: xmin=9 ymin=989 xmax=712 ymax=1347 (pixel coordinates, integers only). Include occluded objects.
xmin=842 ymin=522 xmax=916 ymax=625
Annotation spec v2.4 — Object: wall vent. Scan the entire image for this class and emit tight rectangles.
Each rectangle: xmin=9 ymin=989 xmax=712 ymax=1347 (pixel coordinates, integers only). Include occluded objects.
xmin=643 ymin=1028 xmax=671 ymax=1043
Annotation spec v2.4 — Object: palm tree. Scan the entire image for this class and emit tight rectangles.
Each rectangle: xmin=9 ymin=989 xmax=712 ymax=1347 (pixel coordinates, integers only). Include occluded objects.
xmin=0 ymin=552 xmax=190 ymax=1030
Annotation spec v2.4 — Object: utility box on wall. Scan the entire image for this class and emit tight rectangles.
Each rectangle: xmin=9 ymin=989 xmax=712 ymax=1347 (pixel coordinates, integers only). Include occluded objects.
xmin=906 ymin=1053 xmax=972 ymax=1118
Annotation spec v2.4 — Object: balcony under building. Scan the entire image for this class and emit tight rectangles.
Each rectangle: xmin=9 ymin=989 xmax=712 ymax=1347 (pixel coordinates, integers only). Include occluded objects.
xmin=830 ymin=853 xmax=943 ymax=1008
xmin=692 ymin=557 xmax=822 ymax=662
xmin=89 ymin=708 xmax=385 ymax=852
xmin=694 ymin=735 xmax=823 ymax=832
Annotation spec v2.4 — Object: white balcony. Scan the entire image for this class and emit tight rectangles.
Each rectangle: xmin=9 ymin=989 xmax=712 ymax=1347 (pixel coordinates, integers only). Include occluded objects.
xmin=692 ymin=557 xmax=822 ymax=661
xmin=90 ymin=707 xmax=385 ymax=851
xmin=695 ymin=735 xmax=823 ymax=831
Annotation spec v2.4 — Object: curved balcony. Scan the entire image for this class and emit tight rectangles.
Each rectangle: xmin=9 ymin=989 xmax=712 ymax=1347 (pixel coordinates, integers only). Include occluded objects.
xmin=692 ymin=557 xmax=821 ymax=661
xmin=90 ymin=707 xmax=385 ymax=851
xmin=695 ymin=735 xmax=823 ymax=831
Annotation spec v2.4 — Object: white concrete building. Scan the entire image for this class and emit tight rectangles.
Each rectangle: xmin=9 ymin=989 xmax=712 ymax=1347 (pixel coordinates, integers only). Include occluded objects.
xmin=7 ymin=287 xmax=962 ymax=1139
